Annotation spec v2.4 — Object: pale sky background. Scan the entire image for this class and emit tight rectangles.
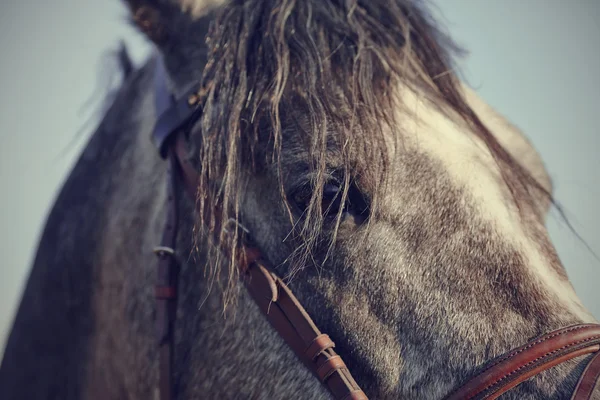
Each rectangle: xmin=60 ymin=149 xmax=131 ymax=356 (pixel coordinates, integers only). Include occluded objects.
xmin=0 ymin=1 xmax=598 ymax=358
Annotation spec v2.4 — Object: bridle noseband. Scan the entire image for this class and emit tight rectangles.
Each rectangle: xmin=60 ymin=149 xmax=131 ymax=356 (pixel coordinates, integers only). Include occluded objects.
xmin=150 ymin=56 xmax=600 ymax=400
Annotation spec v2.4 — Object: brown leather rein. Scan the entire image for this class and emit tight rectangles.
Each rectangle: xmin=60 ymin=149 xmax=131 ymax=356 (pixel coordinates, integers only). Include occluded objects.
xmin=150 ymin=57 xmax=600 ymax=400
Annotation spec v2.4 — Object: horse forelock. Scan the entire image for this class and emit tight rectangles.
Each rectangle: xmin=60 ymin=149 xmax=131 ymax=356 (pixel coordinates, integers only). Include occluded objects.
xmin=190 ymin=0 xmax=556 ymax=301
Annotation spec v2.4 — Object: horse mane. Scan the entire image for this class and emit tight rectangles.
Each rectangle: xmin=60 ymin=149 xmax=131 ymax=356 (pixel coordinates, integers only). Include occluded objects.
xmin=184 ymin=0 xmax=553 ymax=301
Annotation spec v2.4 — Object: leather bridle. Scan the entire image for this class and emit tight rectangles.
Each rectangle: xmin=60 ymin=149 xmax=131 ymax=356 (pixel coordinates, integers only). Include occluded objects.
xmin=150 ymin=56 xmax=600 ymax=400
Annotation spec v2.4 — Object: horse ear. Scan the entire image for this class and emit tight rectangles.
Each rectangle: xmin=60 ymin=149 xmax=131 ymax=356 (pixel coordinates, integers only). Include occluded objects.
xmin=122 ymin=1 xmax=184 ymax=46
xmin=122 ymin=0 xmax=226 ymax=44
xmin=121 ymin=0 xmax=218 ymax=88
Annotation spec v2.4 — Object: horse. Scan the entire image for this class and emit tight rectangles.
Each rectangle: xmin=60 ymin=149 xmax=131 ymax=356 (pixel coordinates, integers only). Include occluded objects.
xmin=1 ymin=0 xmax=599 ymax=399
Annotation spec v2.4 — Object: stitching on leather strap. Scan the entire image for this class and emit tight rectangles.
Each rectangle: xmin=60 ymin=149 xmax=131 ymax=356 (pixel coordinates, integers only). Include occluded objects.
xmin=479 ymin=335 xmax=600 ymax=398
xmin=444 ymin=325 xmax=600 ymax=400
xmin=477 ymin=325 xmax=592 ymax=376
xmin=317 ymin=356 xmax=347 ymax=382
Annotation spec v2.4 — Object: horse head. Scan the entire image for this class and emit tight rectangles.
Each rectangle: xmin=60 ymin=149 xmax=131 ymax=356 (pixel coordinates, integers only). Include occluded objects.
xmin=122 ymin=0 xmax=598 ymax=398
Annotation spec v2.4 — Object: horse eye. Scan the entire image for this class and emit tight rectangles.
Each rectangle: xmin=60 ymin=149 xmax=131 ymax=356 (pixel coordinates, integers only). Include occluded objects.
xmin=290 ymin=182 xmax=345 ymax=218
xmin=290 ymin=179 xmax=370 ymax=222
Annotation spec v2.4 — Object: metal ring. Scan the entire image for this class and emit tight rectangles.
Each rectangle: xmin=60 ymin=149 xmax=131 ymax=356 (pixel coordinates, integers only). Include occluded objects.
xmin=222 ymin=218 xmax=250 ymax=235
xmin=153 ymin=246 xmax=175 ymax=255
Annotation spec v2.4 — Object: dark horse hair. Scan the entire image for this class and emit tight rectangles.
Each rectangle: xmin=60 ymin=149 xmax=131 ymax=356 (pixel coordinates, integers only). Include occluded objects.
xmin=183 ymin=0 xmax=553 ymax=299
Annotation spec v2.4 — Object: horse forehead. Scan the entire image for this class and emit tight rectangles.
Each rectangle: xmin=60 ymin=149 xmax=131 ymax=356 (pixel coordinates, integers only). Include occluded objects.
xmin=391 ymin=86 xmax=505 ymax=203
xmin=391 ymin=86 xmax=524 ymax=253
xmin=387 ymin=85 xmax=594 ymax=321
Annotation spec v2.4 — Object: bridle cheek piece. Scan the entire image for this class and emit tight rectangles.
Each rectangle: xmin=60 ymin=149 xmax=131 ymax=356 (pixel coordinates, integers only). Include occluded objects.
xmin=150 ymin=55 xmax=600 ymax=400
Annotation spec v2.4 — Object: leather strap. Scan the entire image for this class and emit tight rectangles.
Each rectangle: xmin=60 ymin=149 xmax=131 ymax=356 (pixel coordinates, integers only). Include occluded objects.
xmin=153 ymin=149 xmax=181 ymax=400
xmin=243 ymin=263 xmax=367 ymax=400
xmin=445 ymin=324 xmax=600 ymax=400
xmin=152 ymin=55 xmax=201 ymax=159
xmin=571 ymin=351 xmax=600 ymax=400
